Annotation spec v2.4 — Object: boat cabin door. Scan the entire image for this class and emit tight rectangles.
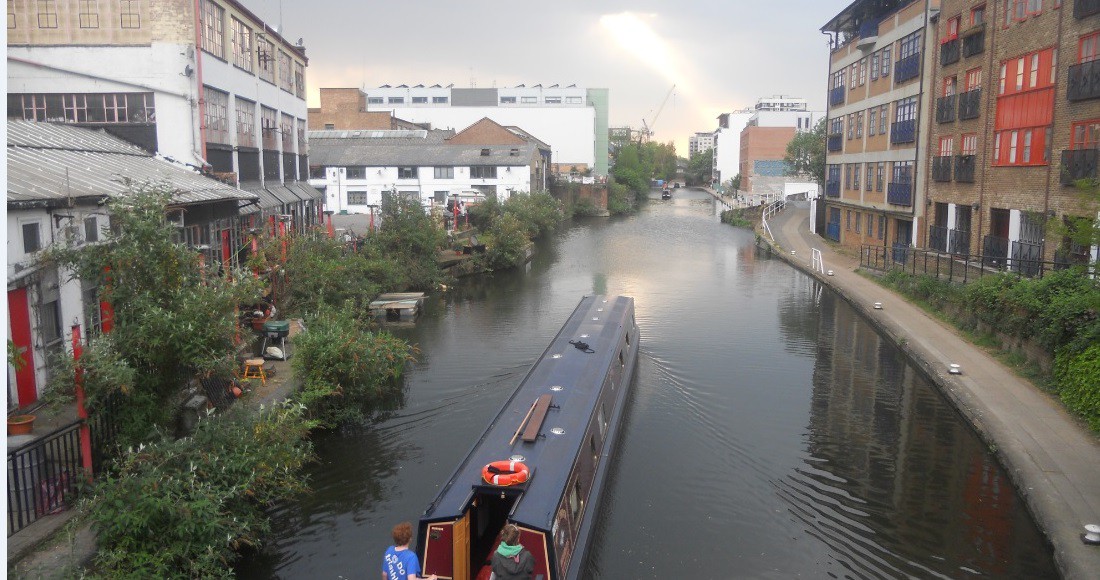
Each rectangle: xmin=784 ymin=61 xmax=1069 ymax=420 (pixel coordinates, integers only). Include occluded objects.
xmin=423 ymin=512 xmax=471 ymax=580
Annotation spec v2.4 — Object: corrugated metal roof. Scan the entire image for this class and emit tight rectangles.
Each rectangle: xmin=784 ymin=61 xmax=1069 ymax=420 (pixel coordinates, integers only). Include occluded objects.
xmin=7 ymin=120 xmax=255 ymax=207
xmin=307 ymin=137 xmax=538 ymax=168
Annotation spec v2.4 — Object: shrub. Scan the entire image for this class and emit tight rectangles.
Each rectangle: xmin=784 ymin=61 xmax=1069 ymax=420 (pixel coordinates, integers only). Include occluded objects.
xmin=571 ymin=197 xmax=600 ymax=217
xmin=281 ymin=232 xmax=404 ymax=317
xmin=86 ymin=402 xmax=314 ymax=578
xmin=480 ymin=213 xmax=532 ymax=271
xmin=502 ymin=192 xmax=564 ymax=239
xmin=720 ymin=209 xmax=752 ymax=228
xmin=291 ymin=304 xmax=415 ymax=426
xmin=1054 ymin=345 xmax=1100 ymax=432
xmin=607 ymin=182 xmax=636 ymax=215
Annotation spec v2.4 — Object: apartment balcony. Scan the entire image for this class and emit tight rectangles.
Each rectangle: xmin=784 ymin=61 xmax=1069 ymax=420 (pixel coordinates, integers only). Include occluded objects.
xmin=825 ymin=180 xmax=841 ymax=197
xmin=1067 ymin=59 xmax=1100 ymax=102
xmin=890 ymin=119 xmax=916 ymax=144
xmin=1074 ymin=0 xmax=1100 ymax=19
xmin=954 ymin=154 xmax=976 ymax=183
xmin=932 ymin=156 xmax=952 ymax=182
xmin=887 ymin=181 xmax=913 ymax=206
xmin=958 ymin=89 xmax=981 ymax=120
xmin=856 ymin=18 xmax=880 ymax=49
xmin=827 ymin=133 xmax=843 ymax=152
xmin=935 ymin=95 xmax=957 ymax=124
xmin=982 ymin=235 xmax=1009 ymax=268
xmin=962 ymin=26 xmax=985 ymax=57
xmin=1060 ymin=148 xmax=1099 ymax=185
xmin=948 ymin=228 xmax=971 ymax=256
xmin=830 ymin=85 xmax=846 ymax=107
xmin=895 ymin=53 xmax=921 ymax=83
xmin=940 ymin=39 xmax=960 ymax=66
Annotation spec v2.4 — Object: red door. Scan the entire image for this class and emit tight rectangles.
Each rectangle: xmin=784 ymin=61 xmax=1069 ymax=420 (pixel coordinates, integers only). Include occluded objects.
xmin=8 ymin=287 xmax=38 ymax=407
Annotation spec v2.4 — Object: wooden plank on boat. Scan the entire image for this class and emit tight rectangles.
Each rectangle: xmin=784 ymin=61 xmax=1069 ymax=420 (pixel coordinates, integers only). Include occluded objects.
xmin=521 ymin=394 xmax=553 ymax=443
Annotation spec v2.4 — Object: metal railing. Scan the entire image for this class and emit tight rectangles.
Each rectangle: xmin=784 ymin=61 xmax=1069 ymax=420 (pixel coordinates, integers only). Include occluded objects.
xmin=887 ymin=181 xmax=913 ymax=206
xmin=940 ymin=39 xmax=960 ymax=66
xmin=827 ymin=134 xmax=843 ymax=152
xmin=830 ymin=86 xmax=846 ymax=107
xmin=959 ymin=88 xmax=982 ymax=120
xmin=891 ymin=119 xmax=916 ymax=144
xmin=1060 ymin=148 xmax=1099 ymax=185
xmin=936 ymin=95 xmax=957 ymax=123
xmin=929 ymin=225 xmax=949 ymax=252
xmin=1075 ymin=0 xmax=1100 ymax=19
xmin=954 ymin=154 xmax=977 ymax=182
xmin=7 ymin=420 xmax=84 ymax=536
xmin=1068 ymin=59 xmax=1100 ymax=102
xmin=962 ymin=26 xmax=985 ymax=57
xmin=860 ymin=244 xmax=1069 ymax=282
xmin=932 ymin=156 xmax=952 ymax=182
xmin=895 ymin=53 xmax=921 ymax=83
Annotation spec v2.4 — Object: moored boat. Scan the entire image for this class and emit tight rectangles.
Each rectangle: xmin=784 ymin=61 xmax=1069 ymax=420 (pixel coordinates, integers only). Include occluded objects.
xmin=416 ymin=295 xmax=640 ymax=579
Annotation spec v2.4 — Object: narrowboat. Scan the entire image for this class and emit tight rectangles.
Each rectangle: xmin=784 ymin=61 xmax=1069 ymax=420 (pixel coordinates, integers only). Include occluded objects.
xmin=417 ymin=295 xmax=640 ymax=580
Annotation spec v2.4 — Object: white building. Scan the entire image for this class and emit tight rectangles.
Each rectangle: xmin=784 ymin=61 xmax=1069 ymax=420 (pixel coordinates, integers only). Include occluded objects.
xmin=352 ymin=84 xmax=609 ymax=176
xmin=689 ymin=132 xmax=715 ymax=157
xmin=712 ymin=110 xmax=753 ymax=188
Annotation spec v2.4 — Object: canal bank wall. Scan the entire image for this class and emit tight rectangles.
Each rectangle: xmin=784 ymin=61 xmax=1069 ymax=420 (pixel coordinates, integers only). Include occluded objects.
xmin=759 ymin=202 xmax=1100 ymax=580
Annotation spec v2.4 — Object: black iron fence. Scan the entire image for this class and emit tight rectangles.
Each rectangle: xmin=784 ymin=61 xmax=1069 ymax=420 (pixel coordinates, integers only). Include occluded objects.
xmin=936 ymin=95 xmax=957 ymax=124
xmin=7 ymin=420 xmax=85 ymax=536
xmin=940 ymin=39 xmax=960 ymax=66
xmin=861 ymin=244 xmax=1073 ymax=283
xmin=962 ymin=26 xmax=985 ymax=57
xmin=959 ymin=89 xmax=981 ymax=120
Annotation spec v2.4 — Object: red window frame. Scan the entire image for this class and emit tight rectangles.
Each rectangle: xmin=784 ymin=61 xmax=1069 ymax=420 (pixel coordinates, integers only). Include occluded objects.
xmin=939 ymin=135 xmax=954 ymax=156
xmin=944 ymin=76 xmax=957 ymax=97
xmin=999 ymin=47 xmax=1055 ymax=97
xmin=961 ymin=133 xmax=978 ymax=155
xmin=971 ymin=4 xmax=985 ymax=26
xmin=943 ymin=16 xmax=960 ymax=43
xmin=965 ymin=68 xmax=982 ymax=91
xmin=1080 ymin=32 xmax=1100 ymax=64
xmin=1070 ymin=120 xmax=1100 ymax=150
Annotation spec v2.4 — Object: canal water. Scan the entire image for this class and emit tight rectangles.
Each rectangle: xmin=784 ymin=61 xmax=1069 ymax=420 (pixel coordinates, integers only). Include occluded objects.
xmin=239 ymin=189 xmax=1056 ymax=578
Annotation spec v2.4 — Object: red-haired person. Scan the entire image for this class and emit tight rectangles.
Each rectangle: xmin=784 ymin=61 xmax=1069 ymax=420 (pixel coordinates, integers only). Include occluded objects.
xmin=382 ymin=521 xmax=436 ymax=580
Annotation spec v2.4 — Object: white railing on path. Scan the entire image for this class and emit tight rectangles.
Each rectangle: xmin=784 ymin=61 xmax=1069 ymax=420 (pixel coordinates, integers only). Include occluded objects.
xmin=811 ymin=248 xmax=825 ymax=274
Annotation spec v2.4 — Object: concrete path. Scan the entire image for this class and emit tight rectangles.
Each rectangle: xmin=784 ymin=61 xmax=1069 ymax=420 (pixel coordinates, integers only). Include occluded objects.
xmin=763 ymin=201 xmax=1100 ymax=579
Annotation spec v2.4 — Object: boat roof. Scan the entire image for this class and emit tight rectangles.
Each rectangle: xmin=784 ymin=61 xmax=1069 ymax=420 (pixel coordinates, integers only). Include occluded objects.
xmin=422 ymin=295 xmax=635 ymax=530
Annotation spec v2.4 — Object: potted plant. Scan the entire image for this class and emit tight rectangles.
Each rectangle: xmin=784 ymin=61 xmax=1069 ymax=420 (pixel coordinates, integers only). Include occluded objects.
xmin=8 ymin=414 xmax=35 ymax=435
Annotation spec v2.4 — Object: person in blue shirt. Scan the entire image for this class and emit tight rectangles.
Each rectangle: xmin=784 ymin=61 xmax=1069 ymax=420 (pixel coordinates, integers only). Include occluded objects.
xmin=382 ymin=521 xmax=437 ymax=580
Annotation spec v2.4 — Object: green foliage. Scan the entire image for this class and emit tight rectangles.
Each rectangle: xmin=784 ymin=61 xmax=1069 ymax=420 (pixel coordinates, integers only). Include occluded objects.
xmin=784 ymin=117 xmax=827 ymax=187
xmin=881 ymin=271 xmax=961 ymax=310
xmin=480 ymin=213 xmax=532 ymax=270
xmin=728 ymin=173 xmax=741 ymax=192
xmin=685 ymin=149 xmax=713 ymax=186
xmin=607 ymin=182 xmax=636 ymax=215
xmin=571 ymin=197 xmax=600 ymax=217
xmin=1054 ymin=345 xmax=1100 ymax=431
xmin=374 ymin=193 xmax=447 ymax=291
xmin=467 ymin=196 xmax=503 ymax=231
xmin=501 ymin=192 xmax=564 ymax=239
xmin=610 ymin=145 xmax=649 ymax=194
xmin=291 ymin=304 xmax=415 ymax=426
xmin=86 ymin=402 xmax=314 ymax=578
xmin=280 ymin=232 xmax=403 ymax=317
xmin=42 ymin=187 xmax=262 ymax=447
xmin=720 ymin=209 xmax=752 ymax=228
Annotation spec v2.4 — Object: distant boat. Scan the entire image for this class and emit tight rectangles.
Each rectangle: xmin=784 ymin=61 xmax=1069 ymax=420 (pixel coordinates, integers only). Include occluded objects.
xmin=417 ymin=296 xmax=640 ymax=580
xmin=661 ymin=187 xmax=671 ymax=199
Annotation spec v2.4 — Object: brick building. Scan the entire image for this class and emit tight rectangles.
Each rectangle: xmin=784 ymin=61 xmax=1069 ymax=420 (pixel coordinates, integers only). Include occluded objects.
xmin=738 ymin=96 xmax=823 ymax=192
xmin=821 ymin=0 xmax=940 ymax=251
xmin=926 ymin=0 xmax=1100 ymax=271
xmin=309 ymin=87 xmax=419 ymax=131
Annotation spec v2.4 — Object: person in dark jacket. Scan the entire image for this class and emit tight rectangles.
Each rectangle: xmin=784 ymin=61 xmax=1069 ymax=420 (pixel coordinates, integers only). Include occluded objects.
xmin=491 ymin=524 xmax=535 ymax=580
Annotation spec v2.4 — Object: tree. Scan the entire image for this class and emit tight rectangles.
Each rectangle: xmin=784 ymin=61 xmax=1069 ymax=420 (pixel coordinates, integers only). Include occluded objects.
xmin=784 ymin=118 xmax=827 ymax=187
xmin=373 ymin=192 xmax=447 ymax=291
xmin=686 ymin=149 xmax=713 ymax=186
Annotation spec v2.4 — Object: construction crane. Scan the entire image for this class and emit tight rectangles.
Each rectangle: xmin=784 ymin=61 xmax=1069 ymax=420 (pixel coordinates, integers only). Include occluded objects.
xmin=640 ymin=84 xmax=676 ymax=143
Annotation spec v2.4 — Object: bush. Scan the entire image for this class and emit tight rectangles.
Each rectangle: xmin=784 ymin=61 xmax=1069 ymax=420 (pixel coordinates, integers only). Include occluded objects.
xmin=720 ymin=209 xmax=752 ymax=228
xmin=1054 ymin=345 xmax=1100 ymax=431
xmin=86 ymin=402 xmax=314 ymax=578
xmin=373 ymin=194 xmax=447 ymax=291
xmin=607 ymin=182 xmax=636 ymax=215
xmin=291 ymin=304 xmax=415 ymax=426
xmin=480 ymin=213 xmax=531 ymax=271
xmin=281 ymin=232 xmax=403 ymax=316
xmin=571 ymin=197 xmax=600 ymax=217
xmin=502 ymin=192 xmax=564 ymax=239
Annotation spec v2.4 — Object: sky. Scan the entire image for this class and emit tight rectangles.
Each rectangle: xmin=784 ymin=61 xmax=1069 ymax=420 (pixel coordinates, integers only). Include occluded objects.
xmin=246 ymin=0 xmax=847 ymax=156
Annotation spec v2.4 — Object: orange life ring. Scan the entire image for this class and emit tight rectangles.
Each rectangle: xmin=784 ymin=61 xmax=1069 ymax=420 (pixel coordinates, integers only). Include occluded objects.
xmin=482 ymin=460 xmax=530 ymax=486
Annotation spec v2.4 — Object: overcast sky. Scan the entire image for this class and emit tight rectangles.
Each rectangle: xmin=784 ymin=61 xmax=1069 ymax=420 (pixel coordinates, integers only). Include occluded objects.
xmin=247 ymin=0 xmax=845 ymax=156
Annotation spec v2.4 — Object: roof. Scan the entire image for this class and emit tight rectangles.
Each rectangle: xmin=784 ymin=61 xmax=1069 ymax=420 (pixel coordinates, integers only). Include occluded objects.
xmin=820 ymin=0 xmax=913 ymax=34
xmin=7 ymin=120 xmax=254 ymax=208
xmin=307 ymin=132 xmax=540 ymax=167
xmin=238 ymin=181 xmax=323 ymax=213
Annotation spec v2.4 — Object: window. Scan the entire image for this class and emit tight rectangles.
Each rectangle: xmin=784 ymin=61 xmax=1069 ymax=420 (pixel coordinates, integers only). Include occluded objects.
xmin=899 ymin=31 xmax=922 ymax=59
xmin=258 ymin=37 xmax=275 ymax=84
xmin=347 ymin=191 xmax=368 ymax=205
xmin=966 ymin=68 xmax=982 ymax=91
xmin=856 ymin=111 xmax=864 ymax=138
xmin=895 ymin=96 xmax=917 ymax=122
xmin=261 ymin=106 xmax=277 ymax=149
xmin=120 ymin=0 xmax=139 ymax=28
xmin=398 ymin=167 xmax=417 ymax=179
xmin=859 ymin=58 xmax=867 ymax=85
xmin=346 ymin=167 xmax=365 ymax=179
xmin=62 ymin=94 xmax=88 ymax=122
xmin=847 ymin=114 xmax=854 ymax=139
xmin=832 ymin=69 xmax=845 ymax=89
xmin=278 ymin=51 xmax=292 ymax=92
xmin=434 ymin=166 xmax=454 ymax=179
xmin=1081 ymin=32 xmax=1100 ymax=64
xmin=853 ymin=162 xmax=861 ymax=190
xmin=323 ymin=123 xmax=334 ymax=129
xmin=1071 ymin=120 xmax=1100 ymax=149
xmin=871 ymin=52 xmax=880 ymax=80
xmin=878 ymin=215 xmax=886 ymax=239
xmin=971 ymin=4 xmax=986 ymax=25
xmin=235 ymin=98 xmax=255 ymax=147
xmin=500 ymin=96 xmax=517 ymax=104
xmin=280 ymin=113 xmax=294 ymax=150
xmin=388 ymin=97 xmax=404 ymax=104
xmin=78 ymin=0 xmax=99 ymax=28
xmin=881 ymin=46 xmax=892 ymax=76
xmin=866 ymin=164 xmax=874 ymax=191
xmin=8 ymin=0 xmax=15 ymax=29
xmin=202 ymin=88 xmax=229 ymax=144
xmin=432 ymin=96 xmax=448 ymax=104
xmin=231 ymin=18 xmax=252 ymax=72
xmin=22 ymin=222 xmax=41 ymax=253
xmin=84 ymin=216 xmax=99 ymax=242
xmin=877 ymin=162 xmax=885 ymax=191
xmin=869 ymin=109 xmax=877 ymax=135
xmin=994 ymin=47 xmax=1055 ymax=166
xmin=39 ymin=299 xmax=62 ymax=346
xmin=545 ymin=96 xmax=562 ymax=104
xmin=850 ymin=63 xmax=858 ymax=89
xmin=855 ymin=210 xmax=862 ymax=234
xmin=962 ymin=133 xmax=978 ymax=154
xmin=297 ymin=118 xmax=306 ymax=151
xmin=470 ymin=166 xmax=497 ymax=179
xmin=944 ymin=76 xmax=957 ymax=97
xmin=412 ymin=96 xmax=428 ymax=104
xmin=879 ymin=104 xmax=889 ymax=134
xmin=520 ymin=96 xmax=537 ymax=103
xmin=294 ymin=62 xmax=305 ymax=99
xmin=367 ymin=97 xmax=383 ymax=104
xmin=200 ymin=0 xmax=224 ymax=58
xmin=944 ymin=16 xmax=960 ymax=42
xmin=892 ymin=160 xmax=913 ymax=184
xmin=939 ymin=135 xmax=954 ymax=156
xmin=36 ymin=0 xmax=57 ymax=28
xmin=566 ymin=96 xmax=582 ymax=104
xmin=866 ymin=213 xmax=874 ymax=236
xmin=846 ymin=210 xmax=851 ymax=230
